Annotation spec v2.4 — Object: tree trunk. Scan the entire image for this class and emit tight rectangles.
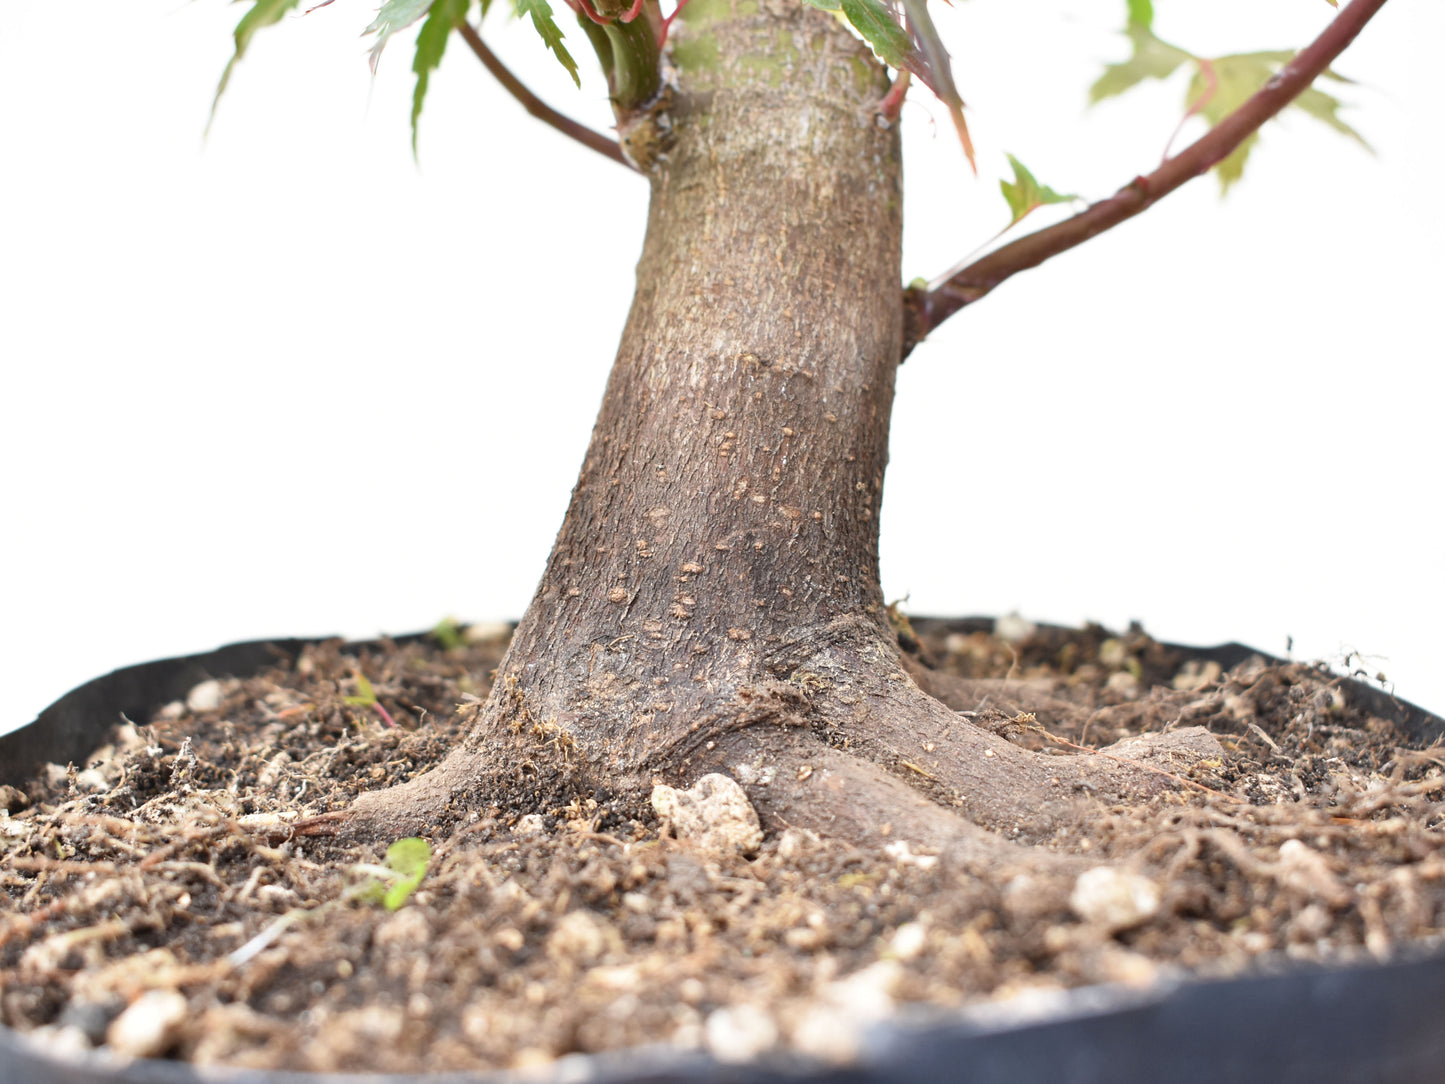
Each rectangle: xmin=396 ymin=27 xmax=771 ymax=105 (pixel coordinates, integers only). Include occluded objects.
xmin=483 ymin=0 xmax=904 ymax=777
xmin=352 ymin=0 xmax=1222 ymax=853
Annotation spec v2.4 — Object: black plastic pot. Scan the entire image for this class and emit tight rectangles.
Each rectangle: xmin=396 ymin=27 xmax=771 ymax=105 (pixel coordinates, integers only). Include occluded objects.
xmin=3 ymin=623 xmax=1444 ymax=1084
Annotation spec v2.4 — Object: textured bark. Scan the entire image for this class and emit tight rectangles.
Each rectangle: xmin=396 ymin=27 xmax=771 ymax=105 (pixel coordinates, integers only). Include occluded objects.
xmin=351 ymin=0 xmax=1222 ymax=845
xmin=483 ymin=0 xmax=903 ymax=768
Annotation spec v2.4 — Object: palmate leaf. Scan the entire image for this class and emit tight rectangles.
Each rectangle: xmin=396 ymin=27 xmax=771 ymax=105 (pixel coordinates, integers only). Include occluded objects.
xmin=209 ymin=0 xmax=303 ymax=131
xmin=1089 ymin=23 xmax=1191 ymax=105
xmin=514 ymin=0 xmax=581 ymax=89
xmin=364 ymin=0 xmax=436 ymax=74
xmin=1187 ymin=50 xmax=1370 ymax=192
xmin=1093 ymin=3 xmax=1369 ymax=193
xmin=411 ymin=0 xmax=472 ymax=155
xmin=999 ymin=154 xmax=1077 ymax=227
xmin=1293 ymin=84 xmax=1371 ymax=148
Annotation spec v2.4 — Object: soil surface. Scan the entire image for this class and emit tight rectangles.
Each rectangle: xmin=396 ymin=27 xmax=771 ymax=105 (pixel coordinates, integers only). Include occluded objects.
xmin=2 ymin=619 xmax=1443 ymax=1074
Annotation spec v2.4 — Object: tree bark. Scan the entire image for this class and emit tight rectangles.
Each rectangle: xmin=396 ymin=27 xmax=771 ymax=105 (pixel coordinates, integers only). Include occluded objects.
xmin=351 ymin=0 xmax=1222 ymax=848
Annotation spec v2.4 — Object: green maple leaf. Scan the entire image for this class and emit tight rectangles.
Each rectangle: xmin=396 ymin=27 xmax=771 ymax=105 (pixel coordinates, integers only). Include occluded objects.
xmin=1093 ymin=2 xmax=1369 ymax=194
xmin=839 ymin=0 xmax=911 ymax=70
xmin=411 ymin=0 xmax=473 ymax=155
xmin=1089 ymin=22 xmax=1192 ymax=105
xmin=999 ymin=155 xmax=1077 ymax=227
xmin=210 ymin=0 xmax=302 ymax=131
xmin=514 ymin=0 xmax=581 ymax=88
xmin=1188 ymin=51 xmax=1369 ymax=192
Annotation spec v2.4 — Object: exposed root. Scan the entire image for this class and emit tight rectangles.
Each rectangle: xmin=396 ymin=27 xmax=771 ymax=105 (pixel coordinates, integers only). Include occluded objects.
xmin=337 ymin=617 xmax=1225 ymax=860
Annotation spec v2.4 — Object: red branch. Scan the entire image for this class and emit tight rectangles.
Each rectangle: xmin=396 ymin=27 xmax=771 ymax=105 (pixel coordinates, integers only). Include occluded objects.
xmin=455 ymin=23 xmax=635 ymax=171
xmin=902 ymin=0 xmax=1388 ymax=358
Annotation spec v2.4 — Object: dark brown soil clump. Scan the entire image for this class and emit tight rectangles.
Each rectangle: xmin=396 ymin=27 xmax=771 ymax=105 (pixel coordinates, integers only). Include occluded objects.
xmin=2 ymin=621 xmax=1442 ymax=1073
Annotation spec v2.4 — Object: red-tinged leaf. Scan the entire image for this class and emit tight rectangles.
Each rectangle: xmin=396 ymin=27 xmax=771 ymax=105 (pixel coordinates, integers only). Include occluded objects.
xmin=1187 ymin=49 xmax=1368 ymax=192
xmin=209 ymin=0 xmax=303 ymax=132
xmin=999 ymin=154 xmax=1077 ymax=227
xmin=365 ymin=0 xmax=436 ymax=74
xmin=900 ymin=0 xmax=975 ymax=173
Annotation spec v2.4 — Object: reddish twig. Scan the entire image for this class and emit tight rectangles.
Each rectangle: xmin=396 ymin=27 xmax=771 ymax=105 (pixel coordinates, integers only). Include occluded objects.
xmin=902 ymin=0 xmax=1388 ymax=358
xmin=658 ymin=0 xmax=690 ymax=48
xmin=573 ymin=0 xmax=612 ymax=27
xmin=877 ymin=68 xmax=911 ymax=122
xmin=455 ymin=23 xmax=635 ymax=171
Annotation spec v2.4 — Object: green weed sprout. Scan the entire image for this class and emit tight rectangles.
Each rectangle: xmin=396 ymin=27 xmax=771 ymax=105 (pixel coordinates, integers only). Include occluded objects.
xmin=349 ymin=837 xmax=432 ymax=911
xmin=344 ymin=671 xmax=399 ymax=728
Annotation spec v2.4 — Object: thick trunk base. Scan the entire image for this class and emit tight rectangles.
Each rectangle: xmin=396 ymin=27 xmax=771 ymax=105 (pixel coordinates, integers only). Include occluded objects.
xmin=353 ymin=0 xmax=1222 ymax=853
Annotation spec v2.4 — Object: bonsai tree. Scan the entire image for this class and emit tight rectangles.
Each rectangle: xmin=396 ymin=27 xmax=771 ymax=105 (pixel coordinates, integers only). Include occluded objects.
xmin=45 ymin=0 xmax=1396 ymax=848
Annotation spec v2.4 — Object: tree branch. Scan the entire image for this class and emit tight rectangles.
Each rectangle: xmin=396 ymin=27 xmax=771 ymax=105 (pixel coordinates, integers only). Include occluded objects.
xmin=902 ymin=0 xmax=1388 ymax=358
xmin=456 ymin=23 xmax=636 ymax=172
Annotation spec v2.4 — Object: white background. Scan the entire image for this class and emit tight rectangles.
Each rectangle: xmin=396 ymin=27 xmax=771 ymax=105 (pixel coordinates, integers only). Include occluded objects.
xmin=2 ymin=0 xmax=1440 ymax=736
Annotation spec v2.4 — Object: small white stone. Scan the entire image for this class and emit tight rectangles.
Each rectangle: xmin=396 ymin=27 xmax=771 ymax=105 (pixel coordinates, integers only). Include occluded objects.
xmin=651 ymin=773 xmax=762 ymax=855
xmin=1106 ymin=670 xmax=1139 ymax=696
xmin=25 ymin=1025 xmax=93 ymax=1059
xmin=731 ymin=760 xmax=775 ymax=787
xmin=622 ymin=891 xmax=651 ymax=914
xmin=705 ymin=1004 xmax=778 ymax=1062
xmin=106 ymin=990 xmax=188 ymax=1058
xmin=373 ymin=906 xmax=431 ymax=949
xmin=547 ymin=910 xmax=609 ymax=964
xmin=993 ymin=613 xmax=1037 ymax=644
xmin=792 ymin=960 xmax=902 ymax=1062
xmin=1277 ymin=839 xmax=1351 ymax=907
xmin=464 ymin=621 xmax=513 ymax=644
xmin=883 ymin=840 xmax=937 ymax=870
xmin=586 ymin=964 xmax=640 ymax=991
xmin=185 ymin=679 xmax=223 ymax=713
xmin=73 ymin=769 xmax=110 ymax=793
xmin=1172 ymin=660 xmax=1223 ymax=692
xmin=513 ymin=812 xmax=546 ymax=837
xmin=775 ymin=827 xmax=819 ymax=861
xmin=887 ymin=922 xmax=927 ymax=961
xmin=1070 ymin=867 xmax=1160 ymax=933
